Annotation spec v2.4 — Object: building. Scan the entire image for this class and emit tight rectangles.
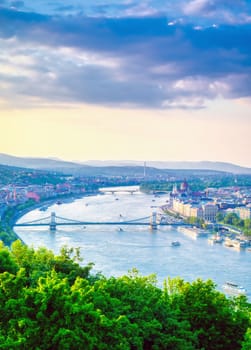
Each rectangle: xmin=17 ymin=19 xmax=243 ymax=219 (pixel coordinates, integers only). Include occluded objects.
xmin=190 ymin=205 xmax=204 ymax=219
xmin=172 ymin=198 xmax=218 ymax=222
xmin=235 ymin=206 xmax=251 ymax=220
xmin=202 ymin=203 xmax=218 ymax=222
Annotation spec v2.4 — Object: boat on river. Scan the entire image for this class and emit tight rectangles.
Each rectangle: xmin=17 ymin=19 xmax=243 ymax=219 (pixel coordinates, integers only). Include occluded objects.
xmin=222 ymin=282 xmax=247 ymax=296
xmin=171 ymin=241 xmax=180 ymax=247
xmin=179 ymin=226 xmax=208 ymax=239
xmin=224 ymin=238 xmax=247 ymax=249
xmin=39 ymin=206 xmax=48 ymax=211
xmin=224 ymin=237 xmax=234 ymax=247
xmin=233 ymin=240 xmax=248 ymax=249
xmin=15 ymin=187 xmax=251 ymax=301
xmin=208 ymin=234 xmax=224 ymax=244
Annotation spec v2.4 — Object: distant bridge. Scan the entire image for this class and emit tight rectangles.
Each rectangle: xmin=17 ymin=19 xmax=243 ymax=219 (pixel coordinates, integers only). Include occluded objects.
xmin=99 ymin=188 xmax=140 ymax=195
xmin=14 ymin=212 xmax=187 ymax=231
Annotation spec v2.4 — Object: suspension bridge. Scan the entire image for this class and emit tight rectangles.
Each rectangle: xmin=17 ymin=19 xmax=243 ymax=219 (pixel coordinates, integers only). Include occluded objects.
xmin=14 ymin=212 xmax=187 ymax=231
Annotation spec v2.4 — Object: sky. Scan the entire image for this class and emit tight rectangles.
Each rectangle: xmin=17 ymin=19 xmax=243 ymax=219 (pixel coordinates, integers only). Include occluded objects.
xmin=0 ymin=0 xmax=251 ymax=167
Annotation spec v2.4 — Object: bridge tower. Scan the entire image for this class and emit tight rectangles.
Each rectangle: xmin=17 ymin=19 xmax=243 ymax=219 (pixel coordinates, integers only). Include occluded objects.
xmin=50 ymin=212 xmax=56 ymax=231
xmin=150 ymin=211 xmax=157 ymax=230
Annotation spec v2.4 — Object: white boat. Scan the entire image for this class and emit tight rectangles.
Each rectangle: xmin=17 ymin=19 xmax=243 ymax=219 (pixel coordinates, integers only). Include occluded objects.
xmin=232 ymin=240 xmax=247 ymax=249
xmin=224 ymin=237 xmax=235 ymax=247
xmin=208 ymin=234 xmax=223 ymax=244
xmin=224 ymin=238 xmax=247 ymax=249
xmin=222 ymin=282 xmax=247 ymax=296
xmin=179 ymin=226 xmax=208 ymax=239
xmin=215 ymin=234 xmax=223 ymax=242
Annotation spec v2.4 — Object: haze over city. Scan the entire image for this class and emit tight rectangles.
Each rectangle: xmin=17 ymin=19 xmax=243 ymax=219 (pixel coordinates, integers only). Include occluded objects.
xmin=0 ymin=1 xmax=251 ymax=167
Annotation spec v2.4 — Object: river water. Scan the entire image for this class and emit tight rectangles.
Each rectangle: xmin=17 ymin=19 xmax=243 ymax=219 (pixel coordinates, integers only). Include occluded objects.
xmin=15 ymin=187 xmax=251 ymax=297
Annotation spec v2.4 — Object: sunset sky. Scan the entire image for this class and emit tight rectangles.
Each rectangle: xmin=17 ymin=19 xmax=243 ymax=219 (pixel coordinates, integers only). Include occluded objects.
xmin=0 ymin=1 xmax=251 ymax=167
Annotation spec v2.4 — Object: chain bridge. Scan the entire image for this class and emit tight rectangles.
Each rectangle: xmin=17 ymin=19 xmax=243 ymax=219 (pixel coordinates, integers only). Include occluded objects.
xmin=14 ymin=212 xmax=186 ymax=231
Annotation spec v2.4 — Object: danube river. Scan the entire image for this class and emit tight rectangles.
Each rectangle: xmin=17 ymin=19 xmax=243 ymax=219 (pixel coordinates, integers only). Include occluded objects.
xmin=15 ymin=187 xmax=251 ymax=297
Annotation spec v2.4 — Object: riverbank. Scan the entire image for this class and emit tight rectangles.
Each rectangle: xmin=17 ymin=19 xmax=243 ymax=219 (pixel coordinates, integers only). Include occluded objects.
xmin=15 ymin=189 xmax=251 ymax=301
xmin=2 ymin=192 xmax=99 ymax=246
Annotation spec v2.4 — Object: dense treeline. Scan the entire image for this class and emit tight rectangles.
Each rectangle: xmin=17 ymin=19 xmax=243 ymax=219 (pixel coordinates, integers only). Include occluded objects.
xmin=140 ymin=175 xmax=251 ymax=193
xmin=0 ymin=164 xmax=67 ymax=186
xmin=0 ymin=200 xmax=38 ymax=246
xmin=0 ymin=240 xmax=250 ymax=349
xmin=0 ymin=225 xmax=17 ymax=247
xmin=217 ymin=212 xmax=251 ymax=236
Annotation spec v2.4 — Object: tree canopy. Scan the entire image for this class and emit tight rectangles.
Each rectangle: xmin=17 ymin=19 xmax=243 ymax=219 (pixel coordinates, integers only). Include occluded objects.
xmin=0 ymin=240 xmax=250 ymax=349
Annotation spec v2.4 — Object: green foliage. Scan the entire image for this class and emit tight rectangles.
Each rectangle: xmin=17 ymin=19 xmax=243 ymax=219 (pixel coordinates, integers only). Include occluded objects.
xmin=219 ymin=213 xmax=251 ymax=236
xmin=10 ymin=241 xmax=94 ymax=286
xmin=242 ymin=328 xmax=251 ymax=350
xmin=140 ymin=175 xmax=251 ymax=193
xmin=224 ymin=213 xmax=241 ymax=226
xmin=241 ymin=301 xmax=251 ymax=350
xmin=0 ymin=230 xmax=16 ymax=247
xmin=0 ymin=241 xmax=249 ymax=349
xmin=0 ymin=241 xmax=18 ymax=274
xmin=166 ymin=277 xmax=250 ymax=350
xmin=216 ymin=212 xmax=224 ymax=222
xmin=186 ymin=216 xmax=206 ymax=228
xmin=0 ymin=164 xmax=66 ymax=187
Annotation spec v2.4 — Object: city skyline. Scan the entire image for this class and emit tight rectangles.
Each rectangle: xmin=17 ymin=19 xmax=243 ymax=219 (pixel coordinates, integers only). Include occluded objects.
xmin=0 ymin=1 xmax=251 ymax=167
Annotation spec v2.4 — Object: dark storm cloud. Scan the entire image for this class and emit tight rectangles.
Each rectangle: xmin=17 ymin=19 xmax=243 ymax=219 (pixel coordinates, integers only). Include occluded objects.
xmin=0 ymin=7 xmax=250 ymax=108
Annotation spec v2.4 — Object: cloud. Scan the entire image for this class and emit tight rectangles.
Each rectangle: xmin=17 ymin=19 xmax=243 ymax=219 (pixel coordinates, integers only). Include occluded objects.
xmin=0 ymin=7 xmax=250 ymax=109
xmin=10 ymin=1 xmax=24 ymax=9
xmin=182 ymin=0 xmax=251 ymax=24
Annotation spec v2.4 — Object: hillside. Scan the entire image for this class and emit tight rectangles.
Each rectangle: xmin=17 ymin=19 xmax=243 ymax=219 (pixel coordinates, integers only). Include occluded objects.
xmin=0 ymin=241 xmax=250 ymax=349
xmin=1 ymin=153 xmax=250 ymax=176
xmin=0 ymin=153 xmax=84 ymax=171
xmin=83 ymin=160 xmax=251 ymax=174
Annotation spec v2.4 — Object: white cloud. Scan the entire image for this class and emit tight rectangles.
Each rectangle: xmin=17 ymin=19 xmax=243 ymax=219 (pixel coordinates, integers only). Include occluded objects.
xmin=183 ymin=0 xmax=209 ymax=15
xmin=162 ymin=96 xmax=205 ymax=109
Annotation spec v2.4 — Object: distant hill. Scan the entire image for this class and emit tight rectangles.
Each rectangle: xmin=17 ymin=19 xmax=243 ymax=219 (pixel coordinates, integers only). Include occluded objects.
xmin=0 ymin=153 xmax=250 ymax=175
xmin=0 ymin=153 xmax=84 ymax=171
xmin=83 ymin=160 xmax=251 ymax=174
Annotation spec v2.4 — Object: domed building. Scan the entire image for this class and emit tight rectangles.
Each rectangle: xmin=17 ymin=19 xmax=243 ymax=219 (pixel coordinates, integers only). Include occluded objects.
xmin=180 ymin=179 xmax=189 ymax=193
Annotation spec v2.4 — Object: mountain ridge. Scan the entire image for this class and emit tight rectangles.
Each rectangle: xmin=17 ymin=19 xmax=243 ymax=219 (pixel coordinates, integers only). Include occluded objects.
xmin=82 ymin=160 xmax=251 ymax=173
xmin=0 ymin=153 xmax=250 ymax=174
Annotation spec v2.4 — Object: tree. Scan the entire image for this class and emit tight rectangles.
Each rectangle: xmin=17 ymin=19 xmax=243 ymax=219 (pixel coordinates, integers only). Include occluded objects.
xmin=0 ymin=241 xmax=18 ymax=274
xmin=216 ymin=212 xmax=224 ymax=222
xmin=53 ymin=246 xmax=94 ymax=284
xmin=166 ymin=277 xmax=249 ymax=350
xmin=242 ymin=328 xmax=251 ymax=350
xmin=91 ymin=270 xmax=196 ymax=349
xmin=224 ymin=213 xmax=240 ymax=225
xmin=0 ymin=241 xmax=249 ymax=349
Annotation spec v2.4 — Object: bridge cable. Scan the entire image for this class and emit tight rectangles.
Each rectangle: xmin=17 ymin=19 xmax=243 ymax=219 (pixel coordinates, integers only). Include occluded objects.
xmin=18 ymin=216 xmax=51 ymax=225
